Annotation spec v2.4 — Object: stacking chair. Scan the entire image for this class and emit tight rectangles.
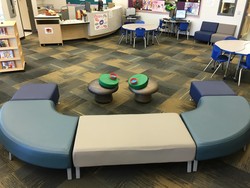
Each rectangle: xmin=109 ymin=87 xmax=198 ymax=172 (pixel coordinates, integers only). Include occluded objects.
xmin=177 ymin=21 xmax=190 ymax=40
xmin=118 ymin=22 xmax=132 ymax=44
xmin=135 ymin=20 xmax=145 ymax=24
xmin=223 ymin=36 xmax=238 ymax=60
xmin=158 ymin=19 xmax=169 ymax=36
xmin=237 ymin=54 xmax=250 ymax=86
xmin=203 ymin=44 xmax=229 ymax=78
xmin=224 ymin=36 xmax=237 ymax=40
xmin=133 ymin=27 xmax=146 ymax=48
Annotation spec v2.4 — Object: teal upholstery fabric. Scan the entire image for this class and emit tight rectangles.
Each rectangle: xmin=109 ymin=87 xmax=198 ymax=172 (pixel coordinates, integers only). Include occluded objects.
xmin=181 ymin=96 xmax=250 ymax=161
xmin=0 ymin=100 xmax=78 ymax=169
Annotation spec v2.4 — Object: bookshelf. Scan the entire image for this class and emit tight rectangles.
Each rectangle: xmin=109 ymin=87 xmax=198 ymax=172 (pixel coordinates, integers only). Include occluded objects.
xmin=0 ymin=21 xmax=25 ymax=73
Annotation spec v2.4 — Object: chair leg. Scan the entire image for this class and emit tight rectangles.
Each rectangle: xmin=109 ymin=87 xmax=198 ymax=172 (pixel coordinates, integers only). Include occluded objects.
xmin=203 ymin=59 xmax=214 ymax=71
xmin=118 ymin=35 xmax=124 ymax=44
xmin=155 ymin=36 xmax=160 ymax=45
xmin=177 ymin=31 xmax=179 ymax=40
xmin=144 ymin=37 xmax=147 ymax=48
xmin=238 ymin=68 xmax=243 ymax=86
xmin=211 ymin=63 xmax=221 ymax=78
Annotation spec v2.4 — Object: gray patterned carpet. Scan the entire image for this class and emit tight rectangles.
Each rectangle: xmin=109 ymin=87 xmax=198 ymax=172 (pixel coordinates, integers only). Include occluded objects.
xmin=0 ymin=32 xmax=249 ymax=187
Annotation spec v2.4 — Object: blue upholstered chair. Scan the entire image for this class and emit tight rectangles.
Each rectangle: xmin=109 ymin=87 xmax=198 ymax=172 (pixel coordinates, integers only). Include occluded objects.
xmin=203 ymin=44 xmax=229 ymax=77
xmin=237 ymin=54 xmax=250 ymax=86
xmin=177 ymin=21 xmax=190 ymax=40
xmin=194 ymin=21 xmax=219 ymax=44
xmin=133 ymin=27 xmax=146 ymax=48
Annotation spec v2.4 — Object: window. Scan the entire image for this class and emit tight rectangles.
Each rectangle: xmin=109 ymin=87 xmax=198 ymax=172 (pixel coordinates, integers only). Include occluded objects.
xmin=218 ymin=0 xmax=237 ymax=16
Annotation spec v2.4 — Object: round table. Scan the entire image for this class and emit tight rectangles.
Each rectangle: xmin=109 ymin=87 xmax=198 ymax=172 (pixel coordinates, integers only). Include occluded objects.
xmin=215 ymin=40 xmax=250 ymax=78
xmin=122 ymin=24 xmax=158 ymax=45
xmin=129 ymin=79 xmax=158 ymax=103
xmin=88 ymin=79 xmax=118 ymax=104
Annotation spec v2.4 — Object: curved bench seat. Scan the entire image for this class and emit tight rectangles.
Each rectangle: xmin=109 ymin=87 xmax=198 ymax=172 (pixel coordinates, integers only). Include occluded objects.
xmin=181 ymin=96 xmax=250 ymax=163
xmin=0 ymin=100 xmax=78 ymax=179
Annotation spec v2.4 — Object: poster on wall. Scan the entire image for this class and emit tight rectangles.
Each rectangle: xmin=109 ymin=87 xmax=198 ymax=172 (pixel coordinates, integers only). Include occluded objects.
xmin=151 ymin=0 xmax=165 ymax=12
xmin=184 ymin=2 xmax=200 ymax=15
xmin=142 ymin=0 xmax=152 ymax=10
xmin=94 ymin=13 xmax=108 ymax=30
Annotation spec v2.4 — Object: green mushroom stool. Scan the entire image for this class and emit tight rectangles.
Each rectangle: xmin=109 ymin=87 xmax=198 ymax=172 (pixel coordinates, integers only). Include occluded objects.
xmin=128 ymin=74 xmax=158 ymax=103
xmin=88 ymin=73 xmax=119 ymax=103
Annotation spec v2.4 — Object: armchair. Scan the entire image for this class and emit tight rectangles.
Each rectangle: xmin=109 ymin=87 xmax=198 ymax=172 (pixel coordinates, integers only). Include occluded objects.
xmin=194 ymin=21 xmax=219 ymax=44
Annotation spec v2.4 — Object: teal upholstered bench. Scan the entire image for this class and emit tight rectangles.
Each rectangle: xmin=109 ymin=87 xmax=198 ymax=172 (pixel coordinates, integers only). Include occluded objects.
xmin=0 ymin=100 xmax=78 ymax=180
xmin=181 ymin=96 xmax=250 ymax=171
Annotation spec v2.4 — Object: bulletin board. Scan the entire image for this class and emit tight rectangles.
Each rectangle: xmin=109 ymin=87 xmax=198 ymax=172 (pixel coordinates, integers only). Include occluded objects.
xmin=66 ymin=0 xmax=112 ymax=5
xmin=128 ymin=0 xmax=201 ymax=16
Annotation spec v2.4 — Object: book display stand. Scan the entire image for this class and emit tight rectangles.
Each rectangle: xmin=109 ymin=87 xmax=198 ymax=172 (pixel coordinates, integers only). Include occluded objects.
xmin=0 ymin=21 xmax=25 ymax=72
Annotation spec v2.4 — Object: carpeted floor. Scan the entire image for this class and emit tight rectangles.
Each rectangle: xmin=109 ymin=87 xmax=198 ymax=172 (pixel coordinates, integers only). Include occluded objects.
xmin=0 ymin=32 xmax=249 ymax=187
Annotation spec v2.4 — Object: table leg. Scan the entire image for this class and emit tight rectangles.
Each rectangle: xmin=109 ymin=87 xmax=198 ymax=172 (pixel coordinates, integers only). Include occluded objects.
xmin=233 ymin=55 xmax=243 ymax=80
xmin=223 ymin=53 xmax=232 ymax=78
xmin=125 ymin=30 xmax=128 ymax=44
xmin=130 ymin=31 xmax=133 ymax=45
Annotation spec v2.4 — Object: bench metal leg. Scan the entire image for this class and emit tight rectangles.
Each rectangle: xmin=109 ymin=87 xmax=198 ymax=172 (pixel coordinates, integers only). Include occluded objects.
xmin=243 ymin=145 xmax=247 ymax=151
xmin=76 ymin=167 xmax=81 ymax=179
xmin=67 ymin=168 xmax=72 ymax=180
xmin=193 ymin=160 xmax=198 ymax=172
xmin=187 ymin=161 xmax=192 ymax=173
xmin=9 ymin=152 xmax=12 ymax=161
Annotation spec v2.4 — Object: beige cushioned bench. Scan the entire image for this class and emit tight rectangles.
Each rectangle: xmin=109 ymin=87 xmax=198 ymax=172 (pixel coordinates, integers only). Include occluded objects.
xmin=73 ymin=113 xmax=196 ymax=179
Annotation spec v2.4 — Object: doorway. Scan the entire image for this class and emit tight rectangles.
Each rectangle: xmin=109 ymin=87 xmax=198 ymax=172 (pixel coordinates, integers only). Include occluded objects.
xmin=239 ymin=0 xmax=250 ymax=40
xmin=18 ymin=0 xmax=36 ymax=36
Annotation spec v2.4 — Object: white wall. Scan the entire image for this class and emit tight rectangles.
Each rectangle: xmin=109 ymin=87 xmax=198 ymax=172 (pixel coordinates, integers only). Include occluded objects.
xmin=1 ymin=0 xmax=24 ymax=38
xmin=113 ymin=0 xmax=247 ymax=37
xmin=41 ymin=0 xmax=67 ymax=10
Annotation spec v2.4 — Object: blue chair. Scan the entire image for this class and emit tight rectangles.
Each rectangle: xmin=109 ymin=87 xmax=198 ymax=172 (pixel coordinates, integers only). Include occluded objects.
xmin=118 ymin=22 xmax=132 ymax=44
xmin=194 ymin=21 xmax=219 ymax=44
xmin=133 ymin=27 xmax=146 ymax=48
xmin=177 ymin=21 xmax=190 ymax=40
xmin=237 ymin=54 xmax=250 ymax=86
xmin=203 ymin=44 xmax=229 ymax=77
xmin=223 ymin=36 xmax=238 ymax=60
xmin=135 ymin=20 xmax=145 ymax=24
xmin=158 ymin=19 xmax=169 ymax=36
xmin=224 ymin=36 xmax=237 ymax=40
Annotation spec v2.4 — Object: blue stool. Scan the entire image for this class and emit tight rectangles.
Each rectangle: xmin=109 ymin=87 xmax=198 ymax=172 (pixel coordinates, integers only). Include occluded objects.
xmin=190 ymin=81 xmax=236 ymax=104
xmin=11 ymin=83 xmax=60 ymax=105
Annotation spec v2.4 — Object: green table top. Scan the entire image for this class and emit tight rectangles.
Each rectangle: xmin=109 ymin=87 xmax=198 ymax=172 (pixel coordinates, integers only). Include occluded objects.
xmin=99 ymin=74 xmax=119 ymax=89
xmin=128 ymin=74 xmax=148 ymax=90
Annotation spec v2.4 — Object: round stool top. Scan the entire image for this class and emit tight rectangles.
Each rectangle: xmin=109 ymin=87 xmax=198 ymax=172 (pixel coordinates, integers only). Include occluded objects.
xmin=99 ymin=74 xmax=119 ymax=89
xmin=128 ymin=74 xmax=148 ymax=90
xmin=88 ymin=79 xmax=118 ymax=95
xmin=129 ymin=79 xmax=158 ymax=95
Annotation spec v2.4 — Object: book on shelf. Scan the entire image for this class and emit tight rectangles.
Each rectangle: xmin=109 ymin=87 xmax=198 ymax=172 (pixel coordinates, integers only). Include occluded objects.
xmin=1 ymin=61 xmax=16 ymax=69
xmin=0 ymin=50 xmax=14 ymax=59
xmin=0 ymin=27 xmax=7 ymax=35
xmin=0 ymin=39 xmax=9 ymax=47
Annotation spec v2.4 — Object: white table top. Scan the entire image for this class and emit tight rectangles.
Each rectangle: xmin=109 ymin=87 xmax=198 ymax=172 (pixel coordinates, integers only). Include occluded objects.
xmin=122 ymin=24 xmax=158 ymax=31
xmin=215 ymin=40 xmax=250 ymax=54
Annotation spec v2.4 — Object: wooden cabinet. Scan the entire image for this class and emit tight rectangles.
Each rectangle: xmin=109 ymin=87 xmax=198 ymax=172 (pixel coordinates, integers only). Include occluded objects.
xmin=35 ymin=16 xmax=63 ymax=46
xmin=0 ymin=21 xmax=25 ymax=73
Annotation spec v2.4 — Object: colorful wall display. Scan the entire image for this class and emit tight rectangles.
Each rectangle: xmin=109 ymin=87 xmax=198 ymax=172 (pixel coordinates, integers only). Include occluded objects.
xmin=94 ymin=13 xmax=108 ymax=30
xmin=128 ymin=0 xmax=201 ymax=16
xmin=151 ymin=0 xmax=165 ymax=12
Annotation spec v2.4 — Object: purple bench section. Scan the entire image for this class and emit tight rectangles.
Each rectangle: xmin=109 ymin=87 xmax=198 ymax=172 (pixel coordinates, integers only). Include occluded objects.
xmin=190 ymin=80 xmax=236 ymax=104
xmin=11 ymin=83 xmax=60 ymax=105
